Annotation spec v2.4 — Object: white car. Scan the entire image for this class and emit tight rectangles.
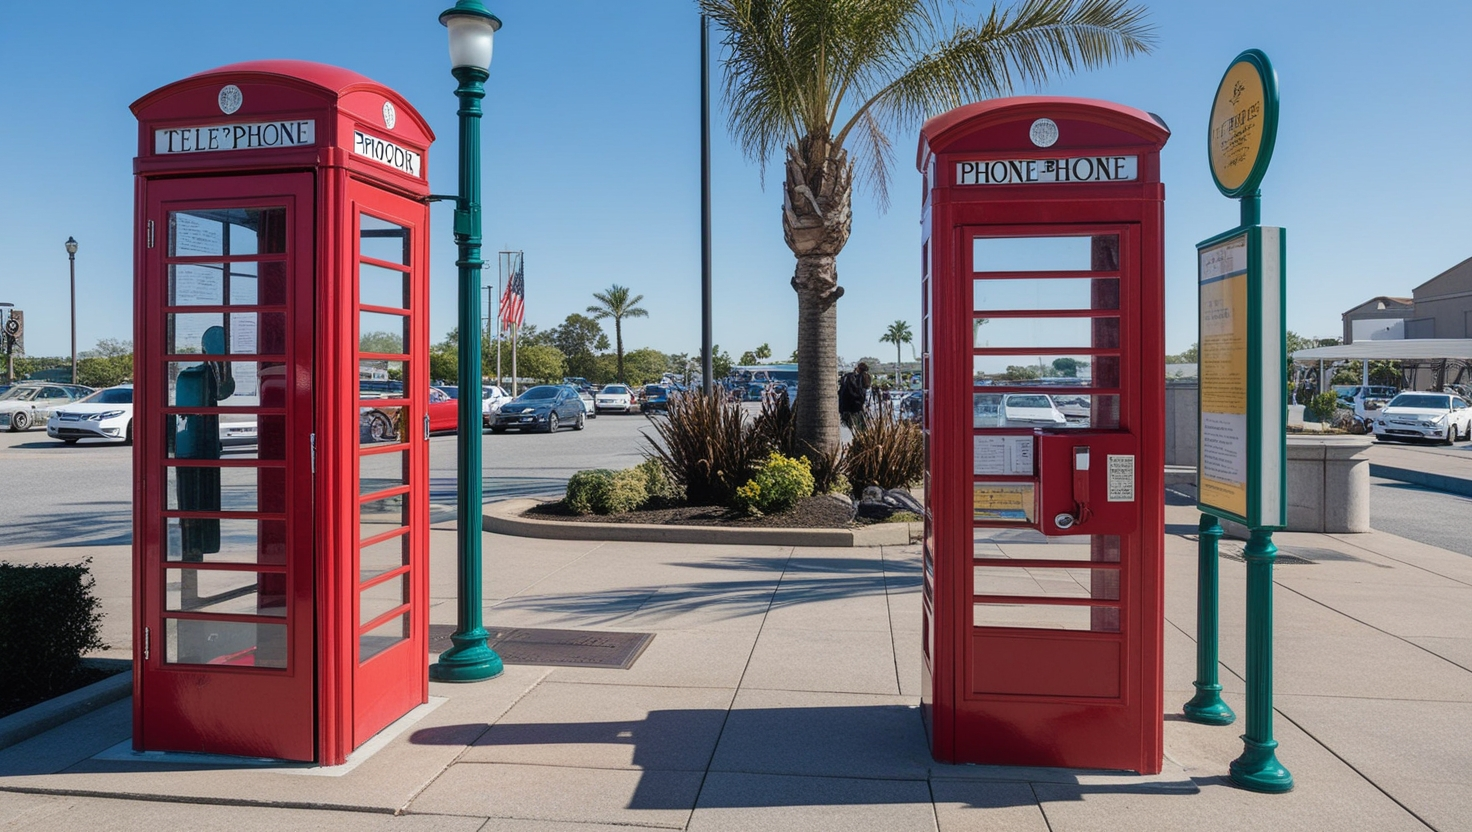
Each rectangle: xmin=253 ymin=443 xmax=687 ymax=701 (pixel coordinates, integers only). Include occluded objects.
xmin=575 ymin=388 xmax=597 ymax=418
xmin=1372 ymin=392 xmax=1472 ymax=444
xmin=594 ymin=384 xmax=638 ymax=414
xmin=973 ymin=392 xmax=1067 ymax=428
xmin=47 ymin=384 xmax=135 ymax=444
xmin=0 ymin=382 xmax=94 ymax=432
xmin=481 ymin=385 xmax=514 ymax=427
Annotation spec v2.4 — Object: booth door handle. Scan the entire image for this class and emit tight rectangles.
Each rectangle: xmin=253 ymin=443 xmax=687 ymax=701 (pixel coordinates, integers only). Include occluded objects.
xmin=424 ymin=415 xmax=430 ymax=441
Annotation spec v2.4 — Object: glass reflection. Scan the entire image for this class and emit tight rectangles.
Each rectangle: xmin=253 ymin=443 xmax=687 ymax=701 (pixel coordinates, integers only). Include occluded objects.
xmin=973 ymin=234 xmax=1118 ymax=273
xmin=170 ymin=208 xmax=286 ymax=258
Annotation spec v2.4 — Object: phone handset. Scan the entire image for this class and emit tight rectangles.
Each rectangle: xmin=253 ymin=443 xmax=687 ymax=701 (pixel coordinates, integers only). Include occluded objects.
xmin=1054 ymin=446 xmax=1092 ymax=531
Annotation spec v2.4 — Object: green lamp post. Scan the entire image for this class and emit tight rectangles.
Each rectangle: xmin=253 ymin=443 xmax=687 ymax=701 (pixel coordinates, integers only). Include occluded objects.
xmin=430 ymin=0 xmax=504 ymax=683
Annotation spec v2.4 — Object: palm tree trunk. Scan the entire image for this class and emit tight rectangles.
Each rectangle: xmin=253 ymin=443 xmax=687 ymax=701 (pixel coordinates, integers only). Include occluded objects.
xmin=615 ymin=319 xmax=624 ymax=382
xmin=794 ymin=255 xmax=840 ymax=452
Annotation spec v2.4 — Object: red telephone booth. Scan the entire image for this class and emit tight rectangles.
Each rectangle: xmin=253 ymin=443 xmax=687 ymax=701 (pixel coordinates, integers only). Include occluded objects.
xmin=916 ymin=98 xmax=1169 ymax=773
xmin=130 ymin=61 xmax=434 ymax=764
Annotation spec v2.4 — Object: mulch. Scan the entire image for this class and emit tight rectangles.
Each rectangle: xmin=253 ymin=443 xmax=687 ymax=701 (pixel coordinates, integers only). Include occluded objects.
xmin=523 ymin=494 xmax=884 ymax=528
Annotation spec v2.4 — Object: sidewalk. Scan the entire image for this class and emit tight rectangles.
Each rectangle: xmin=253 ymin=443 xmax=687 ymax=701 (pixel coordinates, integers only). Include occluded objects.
xmin=1 ymin=492 xmax=1469 ymax=831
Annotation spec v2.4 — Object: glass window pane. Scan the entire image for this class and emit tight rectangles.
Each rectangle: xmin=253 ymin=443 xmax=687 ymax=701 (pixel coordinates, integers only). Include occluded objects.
xmin=974 ymin=532 xmax=1121 ymax=562
xmin=169 ymin=263 xmax=263 ymax=306
xmin=359 ymin=361 xmax=406 ymax=397
xmin=359 ymin=406 xmax=404 ymax=445
xmin=360 ymin=573 xmax=409 ymax=626
xmin=360 ymin=262 xmax=409 ymax=309
xmin=166 ymin=568 xmax=285 ymax=617
xmin=164 ymin=360 xmax=285 ymax=406
xmin=360 ymin=311 xmax=408 ymax=354
xmin=974 ymin=278 xmax=1119 ymax=312
xmin=166 ymin=518 xmax=287 ymax=564
xmin=974 ymin=317 xmax=1112 ymax=350
xmin=975 ymin=565 xmax=1119 ymax=600
xmin=361 ymin=492 xmax=408 ymax=540
xmin=166 ymin=466 xmax=265 ymax=512
xmin=166 ymin=313 xmax=287 ymax=357
xmin=165 ymin=618 xmax=287 ymax=668
xmin=167 ymin=413 xmax=281 ymax=461
xmin=973 ymin=604 xmax=1120 ymax=632
xmin=360 ymin=450 xmax=408 ymax=496
xmin=360 ymin=532 xmax=410 ymax=582
xmin=360 ymin=214 xmax=409 ymax=265
xmin=974 ymin=355 xmax=1119 ymax=388
xmin=170 ymin=208 xmax=286 ymax=257
xmin=973 ymin=234 xmax=1119 ymax=273
xmin=360 ymin=612 xmax=408 ymax=663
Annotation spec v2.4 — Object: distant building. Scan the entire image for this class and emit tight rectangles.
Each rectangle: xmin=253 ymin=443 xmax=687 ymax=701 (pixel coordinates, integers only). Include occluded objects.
xmin=1341 ymin=296 xmax=1412 ymax=344
xmin=1406 ymin=256 xmax=1472 ymax=339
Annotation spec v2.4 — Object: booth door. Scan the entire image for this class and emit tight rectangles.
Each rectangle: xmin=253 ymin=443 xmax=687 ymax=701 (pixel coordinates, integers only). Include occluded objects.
xmin=350 ymin=182 xmax=430 ymax=747
xmin=137 ymin=174 xmax=316 ymax=760
xmin=961 ymin=226 xmax=1154 ymax=771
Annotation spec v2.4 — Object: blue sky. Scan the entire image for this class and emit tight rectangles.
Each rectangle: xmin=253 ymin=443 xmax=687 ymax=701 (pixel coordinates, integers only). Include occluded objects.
xmin=2 ymin=1 xmax=1469 ymax=365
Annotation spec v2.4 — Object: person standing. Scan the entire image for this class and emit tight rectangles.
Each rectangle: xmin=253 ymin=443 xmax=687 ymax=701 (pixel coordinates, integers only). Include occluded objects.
xmin=839 ymin=361 xmax=871 ymax=428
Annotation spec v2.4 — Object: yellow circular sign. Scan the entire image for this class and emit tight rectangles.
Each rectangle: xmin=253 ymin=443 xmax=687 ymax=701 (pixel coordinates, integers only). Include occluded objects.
xmin=1207 ymin=51 xmax=1278 ymax=197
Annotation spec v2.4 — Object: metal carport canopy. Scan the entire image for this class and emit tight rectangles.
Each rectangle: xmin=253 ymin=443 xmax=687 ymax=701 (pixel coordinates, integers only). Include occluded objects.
xmin=1291 ymin=339 xmax=1472 ymax=361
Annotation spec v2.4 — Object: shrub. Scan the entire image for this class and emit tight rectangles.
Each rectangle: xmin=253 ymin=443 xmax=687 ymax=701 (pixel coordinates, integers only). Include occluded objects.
xmin=564 ymin=468 xmax=648 ymax=515
xmin=733 ymin=452 xmax=816 ymax=515
xmin=753 ymin=392 xmax=797 ymax=458
xmin=802 ymin=439 xmax=849 ymax=495
xmin=845 ymin=406 xmax=925 ymax=494
xmin=1 ymin=560 xmax=105 ymax=714
xmin=565 ymin=469 xmax=615 ymax=515
xmin=644 ymin=391 xmax=764 ymax=505
xmin=1307 ymin=391 xmax=1341 ymax=423
xmin=634 ymin=457 xmax=681 ymax=504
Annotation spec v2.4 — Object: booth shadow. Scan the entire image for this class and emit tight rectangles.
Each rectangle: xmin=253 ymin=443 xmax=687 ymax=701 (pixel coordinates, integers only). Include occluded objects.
xmin=491 ymin=553 xmax=920 ymax=626
xmin=410 ymin=704 xmax=1198 ymax=811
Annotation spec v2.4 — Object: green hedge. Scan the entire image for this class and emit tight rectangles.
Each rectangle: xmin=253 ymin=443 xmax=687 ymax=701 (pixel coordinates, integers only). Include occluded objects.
xmin=565 ymin=468 xmax=649 ymax=515
xmin=0 ymin=561 xmax=105 ymax=714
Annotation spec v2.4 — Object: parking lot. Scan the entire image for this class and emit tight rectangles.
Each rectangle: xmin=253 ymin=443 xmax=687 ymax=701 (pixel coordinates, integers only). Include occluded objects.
xmin=3 ymin=406 xmax=1471 ymax=552
xmin=0 ymin=407 xmax=666 ymax=548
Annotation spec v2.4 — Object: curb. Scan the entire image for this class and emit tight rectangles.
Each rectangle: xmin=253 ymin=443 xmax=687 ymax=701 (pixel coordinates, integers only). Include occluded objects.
xmin=1370 ymin=464 xmax=1472 ymax=498
xmin=0 ymin=666 xmax=132 ymax=750
xmin=484 ymin=498 xmax=920 ymax=548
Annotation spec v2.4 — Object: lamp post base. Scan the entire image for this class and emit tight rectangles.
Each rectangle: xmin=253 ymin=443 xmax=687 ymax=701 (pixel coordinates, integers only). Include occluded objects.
xmin=429 ymin=628 xmax=504 ymax=682
xmin=1183 ymin=683 xmax=1236 ymax=725
xmin=1229 ymin=736 xmax=1294 ymax=793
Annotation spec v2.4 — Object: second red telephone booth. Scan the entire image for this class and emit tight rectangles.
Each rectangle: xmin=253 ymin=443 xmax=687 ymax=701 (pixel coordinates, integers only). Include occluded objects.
xmin=131 ymin=60 xmax=435 ymax=764
xmin=917 ymin=97 xmax=1170 ymax=773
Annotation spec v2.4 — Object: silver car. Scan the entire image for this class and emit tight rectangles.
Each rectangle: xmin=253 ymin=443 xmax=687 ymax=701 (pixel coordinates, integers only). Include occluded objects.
xmin=0 ymin=382 xmax=95 ymax=431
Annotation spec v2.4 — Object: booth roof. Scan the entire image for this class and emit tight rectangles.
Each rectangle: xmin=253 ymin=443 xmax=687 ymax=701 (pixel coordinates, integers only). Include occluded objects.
xmin=916 ymin=96 xmax=1169 ymax=170
xmin=190 ymin=59 xmax=383 ymax=96
xmin=1291 ymin=339 xmax=1472 ymax=362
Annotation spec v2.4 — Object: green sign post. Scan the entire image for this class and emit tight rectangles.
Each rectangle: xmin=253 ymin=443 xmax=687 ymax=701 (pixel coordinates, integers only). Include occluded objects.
xmin=1188 ymin=48 xmax=1293 ymax=794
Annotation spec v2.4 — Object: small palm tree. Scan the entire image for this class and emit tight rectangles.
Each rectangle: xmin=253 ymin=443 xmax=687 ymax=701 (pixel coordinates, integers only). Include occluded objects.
xmin=700 ymin=0 xmax=1154 ymax=451
xmin=587 ymin=284 xmax=649 ymax=382
xmin=880 ymin=320 xmax=913 ymax=380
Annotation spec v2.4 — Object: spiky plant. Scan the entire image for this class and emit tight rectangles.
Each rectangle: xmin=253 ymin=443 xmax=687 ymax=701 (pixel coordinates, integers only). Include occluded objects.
xmin=644 ymin=390 xmax=764 ymax=505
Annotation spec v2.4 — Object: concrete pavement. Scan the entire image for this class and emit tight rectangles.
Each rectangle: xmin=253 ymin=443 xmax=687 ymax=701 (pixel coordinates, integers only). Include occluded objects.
xmin=2 ymin=493 xmax=1470 ymax=830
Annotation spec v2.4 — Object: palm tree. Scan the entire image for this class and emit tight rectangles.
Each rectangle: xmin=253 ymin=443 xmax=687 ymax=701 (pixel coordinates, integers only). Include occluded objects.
xmin=587 ymin=284 xmax=649 ymax=382
xmin=880 ymin=320 xmax=913 ymax=380
xmin=699 ymin=0 xmax=1154 ymax=450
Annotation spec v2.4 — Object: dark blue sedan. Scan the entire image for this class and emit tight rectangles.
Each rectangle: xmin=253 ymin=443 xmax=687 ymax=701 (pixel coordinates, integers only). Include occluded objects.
xmin=489 ymin=385 xmax=586 ymax=433
xmin=640 ymin=384 xmax=671 ymax=413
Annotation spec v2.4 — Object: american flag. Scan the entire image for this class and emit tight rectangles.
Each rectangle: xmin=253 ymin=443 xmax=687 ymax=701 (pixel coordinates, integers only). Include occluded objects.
xmin=500 ymin=260 xmax=525 ymax=330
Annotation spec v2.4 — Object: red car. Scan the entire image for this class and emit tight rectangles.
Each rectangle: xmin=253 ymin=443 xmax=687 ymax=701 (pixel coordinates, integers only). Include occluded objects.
xmin=427 ymin=387 xmax=457 ymax=433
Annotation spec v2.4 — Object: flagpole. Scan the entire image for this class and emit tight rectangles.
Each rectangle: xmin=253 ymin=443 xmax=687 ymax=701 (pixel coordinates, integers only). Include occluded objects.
xmin=495 ymin=251 xmax=504 ymax=388
xmin=511 ymin=322 xmax=519 ymax=395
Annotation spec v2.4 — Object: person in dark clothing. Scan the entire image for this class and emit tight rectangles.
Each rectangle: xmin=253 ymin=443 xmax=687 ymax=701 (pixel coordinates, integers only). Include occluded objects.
xmin=839 ymin=362 xmax=871 ymax=428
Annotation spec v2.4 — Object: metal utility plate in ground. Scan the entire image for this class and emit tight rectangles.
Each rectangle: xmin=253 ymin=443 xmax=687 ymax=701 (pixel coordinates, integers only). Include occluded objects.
xmin=428 ymin=625 xmax=654 ymax=669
